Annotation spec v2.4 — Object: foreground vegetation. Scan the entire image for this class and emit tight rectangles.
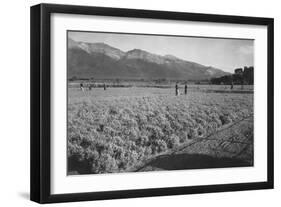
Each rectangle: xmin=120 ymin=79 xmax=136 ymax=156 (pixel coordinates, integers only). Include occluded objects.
xmin=67 ymin=87 xmax=253 ymax=174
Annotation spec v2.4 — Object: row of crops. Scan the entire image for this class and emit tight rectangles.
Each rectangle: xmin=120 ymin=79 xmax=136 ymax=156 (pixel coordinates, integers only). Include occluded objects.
xmin=67 ymin=88 xmax=253 ymax=174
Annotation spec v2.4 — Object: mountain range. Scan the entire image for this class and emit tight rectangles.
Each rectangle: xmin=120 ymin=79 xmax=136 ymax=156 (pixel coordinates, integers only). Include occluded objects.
xmin=68 ymin=38 xmax=229 ymax=80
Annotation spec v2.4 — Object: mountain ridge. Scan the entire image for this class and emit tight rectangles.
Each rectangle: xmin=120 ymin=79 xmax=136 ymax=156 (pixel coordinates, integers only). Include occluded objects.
xmin=68 ymin=38 xmax=230 ymax=80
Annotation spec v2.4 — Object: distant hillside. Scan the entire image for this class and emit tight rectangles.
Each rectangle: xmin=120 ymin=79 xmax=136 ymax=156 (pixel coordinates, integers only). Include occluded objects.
xmin=68 ymin=38 xmax=230 ymax=80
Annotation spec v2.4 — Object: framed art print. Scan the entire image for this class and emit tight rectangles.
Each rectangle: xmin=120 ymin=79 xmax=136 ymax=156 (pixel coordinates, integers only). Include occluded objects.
xmin=30 ymin=3 xmax=274 ymax=203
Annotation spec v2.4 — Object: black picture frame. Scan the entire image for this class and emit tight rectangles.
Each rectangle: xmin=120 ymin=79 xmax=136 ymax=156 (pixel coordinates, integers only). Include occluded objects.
xmin=30 ymin=3 xmax=274 ymax=204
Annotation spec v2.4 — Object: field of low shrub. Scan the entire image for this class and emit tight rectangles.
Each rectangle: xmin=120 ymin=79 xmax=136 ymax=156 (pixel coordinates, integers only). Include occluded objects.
xmin=67 ymin=87 xmax=253 ymax=174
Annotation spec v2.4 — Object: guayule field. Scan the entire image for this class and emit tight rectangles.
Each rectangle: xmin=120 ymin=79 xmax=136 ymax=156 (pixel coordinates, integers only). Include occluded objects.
xmin=67 ymin=86 xmax=253 ymax=174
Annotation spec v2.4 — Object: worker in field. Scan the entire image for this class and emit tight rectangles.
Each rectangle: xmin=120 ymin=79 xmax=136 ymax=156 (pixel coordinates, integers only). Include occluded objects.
xmin=175 ymin=83 xmax=179 ymax=96
xmin=231 ymin=81 xmax=234 ymax=90
xmin=80 ymin=83 xmax=84 ymax=92
xmin=184 ymin=84 xmax=187 ymax=95
xmin=89 ymin=84 xmax=92 ymax=91
xmin=103 ymin=83 xmax=106 ymax=90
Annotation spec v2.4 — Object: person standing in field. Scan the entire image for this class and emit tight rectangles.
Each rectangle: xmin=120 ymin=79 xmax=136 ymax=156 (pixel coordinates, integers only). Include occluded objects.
xmin=231 ymin=81 xmax=234 ymax=90
xmin=103 ymin=83 xmax=106 ymax=90
xmin=80 ymin=83 xmax=84 ymax=92
xmin=175 ymin=83 xmax=179 ymax=96
xmin=184 ymin=84 xmax=187 ymax=95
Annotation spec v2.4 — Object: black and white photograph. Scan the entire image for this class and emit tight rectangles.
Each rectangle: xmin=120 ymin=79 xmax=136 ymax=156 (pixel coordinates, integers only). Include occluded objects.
xmin=28 ymin=3 xmax=274 ymax=204
xmin=67 ymin=31 xmax=254 ymax=175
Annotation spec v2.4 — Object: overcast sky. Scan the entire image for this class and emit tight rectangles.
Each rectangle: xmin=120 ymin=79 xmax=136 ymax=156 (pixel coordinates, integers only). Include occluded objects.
xmin=68 ymin=31 xmax=254 ymax=73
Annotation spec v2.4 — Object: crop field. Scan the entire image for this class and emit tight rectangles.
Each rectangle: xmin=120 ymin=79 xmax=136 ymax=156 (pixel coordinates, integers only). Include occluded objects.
xmin=67 ymin=86 xmax=253 ymax=174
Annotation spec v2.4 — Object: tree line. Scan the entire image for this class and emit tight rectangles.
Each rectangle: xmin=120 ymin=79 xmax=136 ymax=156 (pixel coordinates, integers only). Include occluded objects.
xmin=210 ymin=66 xmax=254 ymax=85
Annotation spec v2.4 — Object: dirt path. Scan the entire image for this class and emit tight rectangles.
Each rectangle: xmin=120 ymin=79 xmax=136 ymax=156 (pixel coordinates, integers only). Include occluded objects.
xmin=135 ymin=116 xmax=253 ymax=172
